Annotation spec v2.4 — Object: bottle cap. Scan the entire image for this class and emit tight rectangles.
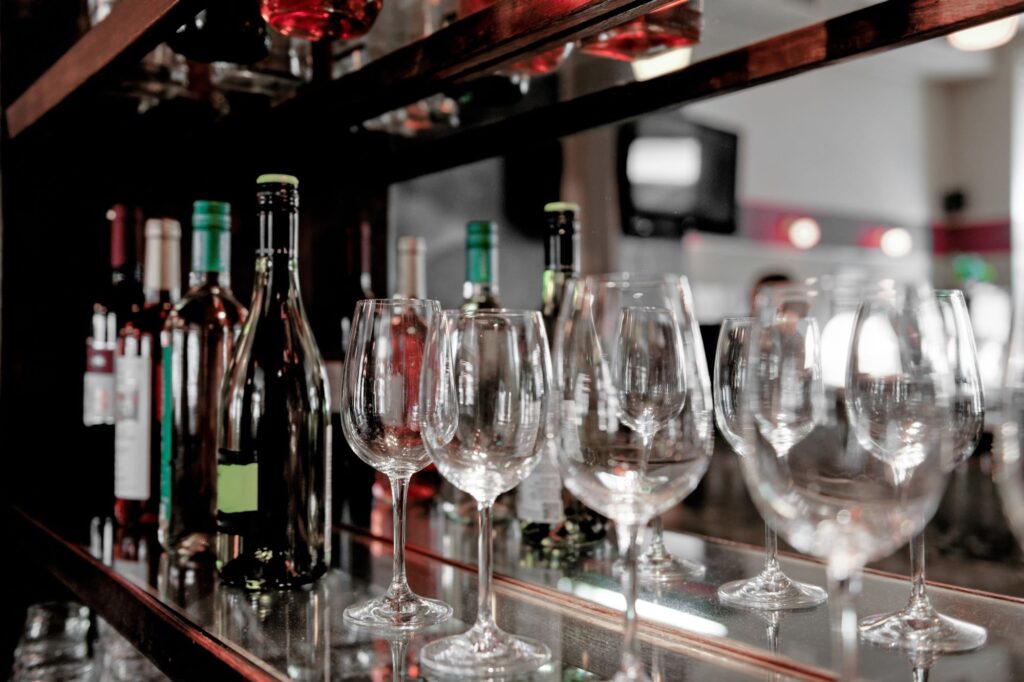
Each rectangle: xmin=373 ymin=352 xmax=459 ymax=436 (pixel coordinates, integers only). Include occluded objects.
xmin=144 ymin=218 xmax=182 ymax=240
xmin=466 ymin=221 xmax=498 ymax=249
xmin=544 ymin=201 xmax=580 ymax=214
xmin=193 ymin=200 xmax=231 ymax=231
xmin=397 ymin=236 xmax=425 ymax=253
xmin=256 ymin=173 xmax=299 ymax=187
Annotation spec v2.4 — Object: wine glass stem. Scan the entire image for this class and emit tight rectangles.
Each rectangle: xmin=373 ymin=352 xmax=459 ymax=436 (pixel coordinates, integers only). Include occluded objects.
xmin=617 ymin=522 xmax=644 ymax=677
xmin=828 ymin=570 xmax=862 ymax=682
xmin=650 ymin=516 xmax=666 ymax=552
xmin=476 ymin=501 xmax=495 ymax=629
xmin=909 ymin=531 xmax=929 ymax=609
xmin=387 ymin=476 xmax=412 ymax=599
xmin=764 ymin=523 xmax=780 ymax=573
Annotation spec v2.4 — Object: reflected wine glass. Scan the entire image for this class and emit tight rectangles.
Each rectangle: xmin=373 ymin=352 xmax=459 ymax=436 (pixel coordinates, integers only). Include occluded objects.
xmin=714 ymin=315 xmax=827 ymax=610
xmin=740 ymin=280 xmax=953 ymax=681
xmin=341 ymin=299 xmax=453 ymax=630
xmin=419 ymin=310 xmax=553 ymax=677
xmin=859 ymin=289 xmax=986 ymax=652
xmin=556 ymin=274 xmax=712 ymax=681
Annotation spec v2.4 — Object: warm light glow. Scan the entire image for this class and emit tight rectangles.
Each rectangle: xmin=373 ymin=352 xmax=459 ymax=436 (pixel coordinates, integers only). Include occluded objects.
xmin=821 ymin=311 xmax=856 ymax=388
xmin=787 ymin=217 xmax=821 ymax=250
xmin=948 ymin=15 xmax=1019 ymax=51
xmin=627 ymin=137 xmax=702 ymax=186
xmin=879 ymin=227 xmax=913 ymax=258
xmin=630 ymin=47 xmax=694 ymax=81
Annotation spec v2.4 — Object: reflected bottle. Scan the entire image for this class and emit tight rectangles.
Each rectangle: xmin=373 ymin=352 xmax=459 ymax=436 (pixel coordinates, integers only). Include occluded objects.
xmin=115 ymin=218 xmax=181 ymax=561
xmin=261 ymin=0 xmax=382 ymax=41
xmin=161 ymin=201 xmax=247 ymax=563
xmin=519 ymin=203 xmax=606 ymax=552
xmin=580 ymin=0 xmax=702 ymax=62
xmin=217 ymin=175 xmax=331 ymax=590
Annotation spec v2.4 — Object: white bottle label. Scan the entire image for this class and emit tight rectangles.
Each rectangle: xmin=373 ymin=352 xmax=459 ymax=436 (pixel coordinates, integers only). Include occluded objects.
xmin=115 ymin=355 xmax=151 ymax=501
xmin=516 ymin=440 xmax=564 ymax=524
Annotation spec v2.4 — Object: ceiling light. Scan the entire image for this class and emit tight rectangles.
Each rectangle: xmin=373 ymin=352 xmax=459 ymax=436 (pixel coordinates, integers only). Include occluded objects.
xmin=787 ymin=217 xmax=821 ymax=250
xmin=948 ymin=15 xmax=1019 ymax=51
xmin=879 ymin=227 xmax=913 ymax=258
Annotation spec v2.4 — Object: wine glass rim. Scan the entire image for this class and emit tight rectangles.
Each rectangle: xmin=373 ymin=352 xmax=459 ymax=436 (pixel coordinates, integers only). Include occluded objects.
xmin=581 ymin=272 xmax=686 ymax=287
xmin=935 ymin=288 xmax=965 ymax=300
xmin=441 ymin=308 xmax=543 ymax=319
xmin=721 ymin=315 xmax=754 ymax=323
xmin=357 ymin=297 xmax=440 ymax=309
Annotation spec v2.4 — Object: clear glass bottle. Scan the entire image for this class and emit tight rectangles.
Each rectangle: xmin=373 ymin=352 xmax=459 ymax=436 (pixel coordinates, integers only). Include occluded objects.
xmin=580 ymin=0 xmax=702 ymax=62
xmin=160 ymin=201 xmax=247 ymax=563
xmin=519 ymin=203 xmax=607 ymax=552
xmin=114 ymin=218 xmax=182 ymax=561
xmin=216 ymin=174 xmax=331 ymax=589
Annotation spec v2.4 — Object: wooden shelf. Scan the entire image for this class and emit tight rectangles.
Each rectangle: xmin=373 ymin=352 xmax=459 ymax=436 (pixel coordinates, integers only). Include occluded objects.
xmin=4 ymin=0 xmax=206 ymax=138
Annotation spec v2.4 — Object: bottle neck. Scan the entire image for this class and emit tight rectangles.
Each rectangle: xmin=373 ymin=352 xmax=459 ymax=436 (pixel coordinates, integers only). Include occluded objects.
xmin=190 ymin=228 xmax=231 ymax=288
xmin=466 ymin=245 xmax=498 ymax=290
xmin=144 ymin=234 xmax=181 ymax=303
xmin=396 ymin=249 xmax=426 ymax=299
xmin=544 ymin=216 xmax=579 ymax=276
xmin=360 ymin=221 xmax=374 ymax=298
xmin=257 ymin=199 xmax=300 ymax=297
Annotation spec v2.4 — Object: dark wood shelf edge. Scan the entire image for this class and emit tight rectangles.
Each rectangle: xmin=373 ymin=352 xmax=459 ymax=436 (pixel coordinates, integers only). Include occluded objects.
xmin=381 ymin=0 xmax=1024 ymax=184
xmin=8 ymin=506 xmax=285 ymax=682
xmin=5 ymin=0 xmax=207 ymax=139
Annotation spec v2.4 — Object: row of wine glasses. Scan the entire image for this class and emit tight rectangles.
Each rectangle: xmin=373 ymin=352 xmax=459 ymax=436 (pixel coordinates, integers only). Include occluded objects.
xmin=337 ymin=272 xmax=987 ymax=681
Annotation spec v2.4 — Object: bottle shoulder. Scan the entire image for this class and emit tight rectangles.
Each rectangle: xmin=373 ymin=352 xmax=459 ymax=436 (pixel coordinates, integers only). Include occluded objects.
xmin=121 ymin=301 xmax=174 ymax=337
xmin=169 ymin=284 xmax=248 ymax=328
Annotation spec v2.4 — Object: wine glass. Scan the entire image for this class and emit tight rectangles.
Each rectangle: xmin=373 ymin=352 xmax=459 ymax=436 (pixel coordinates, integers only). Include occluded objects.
xmin=996 ymin=294 xmax=1024 ymax=555
xmin=859 ymin=289 xmax=986 ymax=652
xmin=556 ymin=274 xmax=712 ymax=680
xmin=419 ymin=310 xmax=554 ymax=677
xmin=740 ymin=280 xmax=953 ymax=681
xmin=341 ymin=299 xmax=453 ymax=630
xmin=714 ymin=316 xmax=828 ymax=610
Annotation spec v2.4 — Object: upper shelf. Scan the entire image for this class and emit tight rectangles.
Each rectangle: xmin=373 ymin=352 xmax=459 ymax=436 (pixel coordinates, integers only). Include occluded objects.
xmin=6 ymin=0 xmax=1024 ymax=174
xmin=4 ymin=0 xmax=206 ymax=138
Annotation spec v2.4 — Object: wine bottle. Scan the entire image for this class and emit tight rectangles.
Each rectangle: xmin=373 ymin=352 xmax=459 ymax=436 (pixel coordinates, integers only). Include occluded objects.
xmin=444 ymin=221 xmax=512 ymax=523
xmin=519 ymin=203 xmax=607 ymax=552
xmin=160 ymin=201 xmax=247 ymax=563
xmin=217 ymin=174 xmax=331 ymax=589
xmin=84 ymin=205 xmax=145 ymax=521
xmin=394 ymin=236 xmax=426 ymax=299
xmin=460 ymin=221 xmax=501 ymax=311
xmin=115 ymin=218 xmax=182 ymax=560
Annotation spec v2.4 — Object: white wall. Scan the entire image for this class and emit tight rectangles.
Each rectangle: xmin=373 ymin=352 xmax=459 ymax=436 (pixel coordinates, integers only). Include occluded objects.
xmin=685 ymin=58 xmax=932 ymax=231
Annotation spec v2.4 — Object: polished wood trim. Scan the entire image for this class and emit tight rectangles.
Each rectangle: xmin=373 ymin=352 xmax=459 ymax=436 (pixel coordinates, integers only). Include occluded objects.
xmin=383 ymin=0 xmax=1024 ymax=182
xmin=5 ymin=0 xmax=204 ymax=138
xmin=9 ymin=507 xmax=285 ymax=682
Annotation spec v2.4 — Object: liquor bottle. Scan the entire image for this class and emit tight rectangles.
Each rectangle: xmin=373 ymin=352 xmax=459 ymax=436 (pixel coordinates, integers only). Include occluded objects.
xmin=217 ymin=174 xmax=331 ymax=589
xmin=460 ymin=221 xmax=501 ymax=311
xmin=331 ymin=220 xmax=376 ymax=528
xmin=84 ymin=205 xmax=145 ymax=521
xmin=261 ymin=0 xmax=381 ymax=41
xmin=519 ymin=203 xmax=607 ymax=552
xmin=580 ymin=0 xmax=702 ymax=62
xmin=160 ymin=201 xmax=247 ymax=563
xmin=457 ymin=0 xmax=571 ymax=78
xmin=115 ymin=218 xmax=182 ymax=560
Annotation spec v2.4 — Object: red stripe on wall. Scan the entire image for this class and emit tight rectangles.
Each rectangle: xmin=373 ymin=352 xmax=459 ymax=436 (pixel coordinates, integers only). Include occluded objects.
xmin=932 ymin=221 xmax=1010 ymax=255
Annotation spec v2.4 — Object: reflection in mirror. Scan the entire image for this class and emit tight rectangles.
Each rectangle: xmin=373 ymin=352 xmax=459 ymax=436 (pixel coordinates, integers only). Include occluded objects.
xmin=385 ymin=30 xmax=1023 ymax=603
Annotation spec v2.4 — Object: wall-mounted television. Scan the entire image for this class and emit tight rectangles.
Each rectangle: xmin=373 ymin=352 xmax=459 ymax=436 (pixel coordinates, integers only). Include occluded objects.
xmin=617 ymin=113 xmax=738 ymax=237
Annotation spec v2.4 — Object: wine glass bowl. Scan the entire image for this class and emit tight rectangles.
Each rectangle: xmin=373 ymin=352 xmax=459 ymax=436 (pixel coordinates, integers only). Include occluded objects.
xmin=341 ymin=299 xmax=453 ymax=631
xmin=419 ymin=310 xmax=553 ymax=677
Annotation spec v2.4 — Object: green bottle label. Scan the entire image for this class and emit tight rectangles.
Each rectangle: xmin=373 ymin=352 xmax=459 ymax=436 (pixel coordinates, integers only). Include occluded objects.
xmin=192 ymin=228 xmax=230 ymax=275
xmin=160 ymin=343 xmax=173 ymax=525
xmin=218 ymin=459 xmax=258 ymax=514
xmin=467 ymin=246 xmax=494 ymax=284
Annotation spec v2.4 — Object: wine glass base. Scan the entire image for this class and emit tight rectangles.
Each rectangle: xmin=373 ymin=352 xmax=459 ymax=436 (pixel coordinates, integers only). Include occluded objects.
xmin=419 ymin=623 xmax=551 ymax=677
xmin=859 ymin=605 xmax=987 ymax=653
xmin=717 ymin=571 xmax=828 ymax=611
xmin=636 ymin=554 xmax=706 ymax=582
xmin=343 ymin=593 xmax=452 ymax=632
